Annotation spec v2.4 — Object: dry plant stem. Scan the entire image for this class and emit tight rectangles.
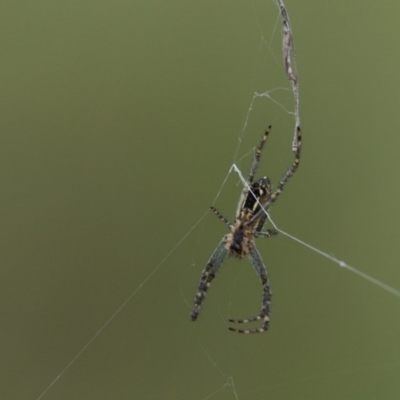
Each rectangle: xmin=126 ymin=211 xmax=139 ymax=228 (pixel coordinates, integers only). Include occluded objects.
xmin=278 ymin=0 xmax=300 ymax=152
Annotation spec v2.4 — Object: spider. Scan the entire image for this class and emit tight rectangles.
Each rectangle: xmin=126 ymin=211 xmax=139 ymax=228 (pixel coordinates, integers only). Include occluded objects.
xmin=191 ymin=125 xmax=301 ymax=333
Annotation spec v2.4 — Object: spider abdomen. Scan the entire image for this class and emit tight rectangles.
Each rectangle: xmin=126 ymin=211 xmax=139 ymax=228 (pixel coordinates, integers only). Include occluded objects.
xmin=226 ymin=225 xmax=253 ymax=258
xmin=230 ymin=229 xmax=244 ymax=254
xmin=241 ymin=177 xmax=271 ymax=215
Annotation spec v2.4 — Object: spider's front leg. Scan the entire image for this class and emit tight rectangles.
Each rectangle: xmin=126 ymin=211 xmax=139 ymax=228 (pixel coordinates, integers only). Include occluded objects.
xmin=255 ymin=229 xmax=278 ymax=238
xmin=228 ymin=245 xmax=271 ymax=333
xmin=191 ymin=238 xmax=228 ymax=321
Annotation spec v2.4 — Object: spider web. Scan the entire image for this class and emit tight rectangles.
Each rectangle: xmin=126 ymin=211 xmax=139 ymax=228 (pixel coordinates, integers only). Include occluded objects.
xmin=31 ymin=1 xmax=400 ymax=399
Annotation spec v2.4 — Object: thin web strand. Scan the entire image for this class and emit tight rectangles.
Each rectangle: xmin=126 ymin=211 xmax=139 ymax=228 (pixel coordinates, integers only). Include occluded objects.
xmin=236 ymin=0 xmax=297 ymax=161
xmin=35 ymin=211 xmax=209 ymax=400
xmin=231 ymin=163 xmax=400 ymax=298
xmin=198 ymin=343 xmax=239 ymax=400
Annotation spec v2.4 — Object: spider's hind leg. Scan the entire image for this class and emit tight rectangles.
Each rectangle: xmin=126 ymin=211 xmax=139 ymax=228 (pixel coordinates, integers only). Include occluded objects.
xmin=191 ymin=238 xmax=228 ymax=321
xmin=228 ymin=245 xmax=271 ymax=334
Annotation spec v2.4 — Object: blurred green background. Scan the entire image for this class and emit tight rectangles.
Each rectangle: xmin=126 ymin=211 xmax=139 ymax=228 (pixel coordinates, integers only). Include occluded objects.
xmin=2 ymin=0 xmax=400 ymax=399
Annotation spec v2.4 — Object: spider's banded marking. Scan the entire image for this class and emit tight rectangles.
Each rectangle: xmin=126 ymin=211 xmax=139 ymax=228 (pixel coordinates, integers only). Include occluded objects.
xmin=241 ymin=178 xmax=271 ymax=215
xmin=191 ymin=125 xmax=301 ymax=333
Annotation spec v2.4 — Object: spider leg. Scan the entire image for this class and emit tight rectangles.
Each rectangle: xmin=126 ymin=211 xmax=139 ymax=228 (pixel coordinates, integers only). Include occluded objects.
xmin=247 ymin=126 xmax=272 ymax=184
xmin=254 ymin=229 xmax=278 ymax=238
xmin=254 ymin=213 xmax=268 ymax=233
xmin=245 ymin=126 xmax=301 ymax=231
xmin=228 ymin=244 xmax=271 ymax=333
xmin=210 ymin=206 xmax=233 ymax=229
xmin=235 ymin=127 xmax=273 ymax=219
xmin=270 ymin=126 xmax=302 ymax=204
xmin=191 ymin=238 xmax=228 ymax=321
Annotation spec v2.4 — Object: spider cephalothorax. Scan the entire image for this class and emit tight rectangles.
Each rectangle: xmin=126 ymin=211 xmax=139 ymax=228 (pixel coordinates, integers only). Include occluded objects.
xmin=191 ymin=125 xmax=301 ymax=333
